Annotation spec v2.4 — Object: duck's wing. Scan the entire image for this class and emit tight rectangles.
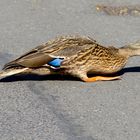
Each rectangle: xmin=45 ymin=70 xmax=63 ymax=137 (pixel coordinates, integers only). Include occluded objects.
xmin=3 ymin=50 xmax=55 ymax=69
xmin=3 ymin=35 xmax=96 ymax=70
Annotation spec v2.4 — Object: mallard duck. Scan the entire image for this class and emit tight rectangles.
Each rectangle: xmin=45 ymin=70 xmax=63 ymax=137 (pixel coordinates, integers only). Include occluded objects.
xmin=0 ymin=35 xmax=140 ymax=82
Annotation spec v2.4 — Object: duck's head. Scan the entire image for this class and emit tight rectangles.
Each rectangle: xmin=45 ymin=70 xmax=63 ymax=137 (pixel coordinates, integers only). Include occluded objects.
xmin=119 ymin=41 xmax=140 ymax=57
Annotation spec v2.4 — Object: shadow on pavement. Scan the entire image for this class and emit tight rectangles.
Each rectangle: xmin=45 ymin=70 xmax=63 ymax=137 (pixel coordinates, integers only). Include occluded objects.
xmin=0 ymin=73 xmax=79 ymax=82
xmin=0 ymin=66 xmax=140 ymax=82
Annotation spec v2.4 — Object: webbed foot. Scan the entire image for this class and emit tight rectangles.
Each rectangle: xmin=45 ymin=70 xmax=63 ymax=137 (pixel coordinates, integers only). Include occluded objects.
xmin=82 ymin=76 xmax=121 ymax=82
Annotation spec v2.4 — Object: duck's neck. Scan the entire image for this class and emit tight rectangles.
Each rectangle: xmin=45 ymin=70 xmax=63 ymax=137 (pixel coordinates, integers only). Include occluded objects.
xmin=119 ymin=43 xmax=140 ymax=58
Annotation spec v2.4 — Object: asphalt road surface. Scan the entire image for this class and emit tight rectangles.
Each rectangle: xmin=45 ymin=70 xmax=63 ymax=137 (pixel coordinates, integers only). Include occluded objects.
xmin=0 ymin=0 xmax=140 ymax=140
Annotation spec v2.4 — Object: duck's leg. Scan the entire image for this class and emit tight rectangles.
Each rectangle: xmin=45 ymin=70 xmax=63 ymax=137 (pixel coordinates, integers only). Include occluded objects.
xmin=77 ymin=73 xmax=121 ymax=82
xmin=82 ymin=76 xmax=121 ymax=82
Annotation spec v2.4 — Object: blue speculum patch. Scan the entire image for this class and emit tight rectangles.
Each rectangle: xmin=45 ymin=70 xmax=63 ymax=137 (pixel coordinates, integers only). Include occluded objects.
xmin=48 ymin=58 xmax=64 ymax=67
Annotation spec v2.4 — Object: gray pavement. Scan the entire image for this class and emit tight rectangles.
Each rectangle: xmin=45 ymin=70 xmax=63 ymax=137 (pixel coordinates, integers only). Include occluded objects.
xmin=0 ymin=0 xmax=140 ymax=140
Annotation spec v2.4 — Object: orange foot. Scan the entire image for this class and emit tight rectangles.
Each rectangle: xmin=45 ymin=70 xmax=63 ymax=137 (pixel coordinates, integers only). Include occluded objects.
xmin=82 ymin=76 xmax=121 ymax=82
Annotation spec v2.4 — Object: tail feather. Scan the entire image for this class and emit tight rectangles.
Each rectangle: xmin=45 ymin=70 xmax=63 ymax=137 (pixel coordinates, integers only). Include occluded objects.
xmin=0 ymin=68 xmax=29 ymax=79
xmin=2 ymin=61 xmax=23 ymax=70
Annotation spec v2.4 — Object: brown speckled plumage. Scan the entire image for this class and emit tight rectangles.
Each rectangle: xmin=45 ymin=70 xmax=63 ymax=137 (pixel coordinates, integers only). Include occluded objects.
xmin=0 ymin=35 xmax=140 ymax=82
xmin=96 ymin=4 xmax=140 ymax=16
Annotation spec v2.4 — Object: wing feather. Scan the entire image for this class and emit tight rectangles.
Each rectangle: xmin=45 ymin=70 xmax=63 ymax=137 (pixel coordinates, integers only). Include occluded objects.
xmin=3 ymin=35 xmax=96 ymax=70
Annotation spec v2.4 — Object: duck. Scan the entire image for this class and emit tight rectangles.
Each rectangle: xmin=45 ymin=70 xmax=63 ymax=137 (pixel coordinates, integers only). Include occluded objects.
xmin=0 ymin=35 xmax=140 ymax=82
